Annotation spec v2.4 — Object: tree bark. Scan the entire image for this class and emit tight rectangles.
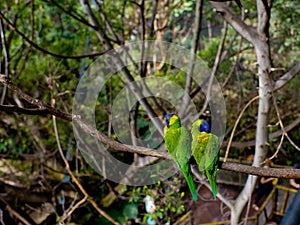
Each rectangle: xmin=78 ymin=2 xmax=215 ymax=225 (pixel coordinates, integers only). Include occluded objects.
xmin=210 ymin=0 xmax=273 ymax=224
xmin=232 ymin=1 xmax=272 ymax=223
xmin=231 ymin=28 xmax=272 ymax=225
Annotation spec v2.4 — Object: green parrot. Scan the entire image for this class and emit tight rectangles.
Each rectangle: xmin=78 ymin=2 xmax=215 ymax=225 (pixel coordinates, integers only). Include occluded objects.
xmin=164 ymin=113 xmax=198 ymax=201
xmin=191 ymin=119 xmax=219 ymax=199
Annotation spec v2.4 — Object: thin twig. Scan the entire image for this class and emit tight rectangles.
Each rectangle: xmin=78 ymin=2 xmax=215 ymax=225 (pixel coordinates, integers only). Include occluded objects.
xmin=197 ymin=21 xmax=228 ymax=118
xmin=52 ymin=100 xmax=119 ymax=225
xmin=0 ymin=208 xmax=4 ymax=225
xmin=43 ymin=0 xmax=95 ymax=29
xmin=223 ymin=96 xmax=259 ymax=162
xmin=220 ymin=31 xmax=237 ymax=64
xmin=191 ymin=166 xmax=233 ymax=210
xmin=0 ymin=19 xmax=9 ymax=104
xmin=268 ymin=76 xmax=300 ymax=151
xmin=266 ymin=133 xmax=285 ymax=163
xmin=52 ymin=114 xmax=89 ymax=224
xmin=221 ymin=115 xmax=300 ymax=148
xmin=179 ymin=0 xmax=203 ymax=116
xmin=96 ymin=2 xmax=121 ymax=44
xmin=4 ymin=203 xmax=31 ymax=225
xmin=79 ymin=0 xmax=164 ymax=136
xmin=222 ymin=35 xmax=243 ymax=89
xmin=14 ymin=1 xmax=34 ymax=80
xmin=274 ymin=61 xmax=300 ymax=90
xmin=60 ymin=193 xmax=88 ymax=223
xmin=0 ymin=11 xmax=108 ymax=59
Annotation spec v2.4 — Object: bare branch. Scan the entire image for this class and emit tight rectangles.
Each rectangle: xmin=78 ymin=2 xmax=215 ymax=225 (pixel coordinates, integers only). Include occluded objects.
xmin=210 ymin=1 xmax=259 ymax=45
xmin=96 ymin=1 xmax=122 ymax=44
xmin=274 ymin=61 xmax=300 ymax=90
xmin=222 ymin=112 xmax=300 ymax=148
xmin=14 ymin=0 xmax=34 ymax=79
xmin=4 ymin=203 xmax=31 ymax=225
xmin=52 ymin=104 xmax=119 ymax=225
xmin=197 ymin=21 xmax=228 ymax=117
xmin=0 ymin=75 xmax=72 ymax=121
xmin=0 ymin=19 xmax=9 ymax=104
xmin=191 ymin=166 xmax=233 ymax=210
xmin=269 ymin=72 xmax=300 ymax=151
xmin=0 ymin=104 xmax=49 ymax=116
xmin=149 ymin=0 xmax=158 ymax=38
xmin=0 ymin=11 xmax=108 ymax=59
xmin=1 ymin=75 xmax=300 ymax=178
xmin=179 ymin=0 xmax=203 ymax=116
xmin=223 ymin=96 xmax=259 ymax=162
xmin=79 ymin=0 xmax=164 ymax=136
xmin=220 ymin=30 xmax=238 ymax=64
xmin=221 ymin=162 xmax=300 ymax=178
xmin=222 ymin=35 xmax=243 ymax=88
xmin=209 ymin=0 xmax=242 ymax=9
xmin=43 ymin=0 xmax=95 ymax=30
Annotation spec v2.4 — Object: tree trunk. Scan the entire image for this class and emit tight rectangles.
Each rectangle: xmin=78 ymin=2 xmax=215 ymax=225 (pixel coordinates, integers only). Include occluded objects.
xmin=209 ymin=1 xmax=272 ymax=223
xmin=230 ymin=45 xmax=272 ymax=225
xmin=230 ymin=0 xmax=272 ymax=222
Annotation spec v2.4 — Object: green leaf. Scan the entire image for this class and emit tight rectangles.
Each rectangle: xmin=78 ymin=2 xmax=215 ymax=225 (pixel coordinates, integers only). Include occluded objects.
xmin=123 ymin=204 xmax=138 ymax=220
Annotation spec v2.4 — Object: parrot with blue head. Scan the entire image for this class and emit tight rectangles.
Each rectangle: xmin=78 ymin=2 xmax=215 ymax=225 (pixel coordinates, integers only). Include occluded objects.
xmin=164 ymin=113 xmax=198 ymax=201
xmin=191 ymin=119 xmax=219 ymax=199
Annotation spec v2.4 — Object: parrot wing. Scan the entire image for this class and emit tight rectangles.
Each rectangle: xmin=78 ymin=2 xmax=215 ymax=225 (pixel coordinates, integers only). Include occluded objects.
xmin=175 ymin=127 xmax=198 ymax=201
xmin=192 ymin=131 xmax=209 ymax=175
xmin=191 ymin=119 xmax=220 ymax=200
xmin=164 ymin=126 xmax=198 ymax=201
xmin=191 ymin=119 xmax=201 ymax=143
xmin=204 ymin=133 xmax=220 ymax=199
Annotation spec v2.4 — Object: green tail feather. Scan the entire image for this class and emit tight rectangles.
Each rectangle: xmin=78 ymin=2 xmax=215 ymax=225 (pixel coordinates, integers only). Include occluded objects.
xmin=206 ymin=172 xmax=218 ymax=200
xmin=184 ymin=173 xmax=198 ymax=201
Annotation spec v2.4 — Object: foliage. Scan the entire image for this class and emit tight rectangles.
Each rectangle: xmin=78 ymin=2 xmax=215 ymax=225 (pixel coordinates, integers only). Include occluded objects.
xmin=0 ymin=0 xmax=299 ymax=224
xmin=128 ymin=179 xmax=186 ymax=224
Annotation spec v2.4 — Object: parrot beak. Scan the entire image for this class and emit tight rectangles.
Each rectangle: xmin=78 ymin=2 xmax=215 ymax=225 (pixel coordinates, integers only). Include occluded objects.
xmin=164 ymin=126 xmax=168 ymax=134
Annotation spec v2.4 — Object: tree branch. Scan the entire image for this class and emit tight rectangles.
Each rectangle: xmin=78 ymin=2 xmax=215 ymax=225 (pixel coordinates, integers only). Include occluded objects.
xmin=210 ymin=1 xmax=259 ymax=45
xmin=149 ymin=0 xmax=158 ymax=38
xmin=96 ymin=1 xmax=122 ymax=44
xmin=0 ymin=11 xmax=108 ymax=59
xmin=0 ymin=19 xmax=9 ymax=104
xmin=0 ymin=75 xmax=72 ymax=121
xmin=43 ymin=0 xmax=95 ymax=30
xmin=274 ymin=61 xmax=300 ymax=90
xmin=221 ymin=162 xmax=300 ymax=178
xmin=222 ymin=115 xmax=300 ymax=148
xmin=1 ymin=75 xmax=300 ymax=178
xmin=224 ymin=96 xmax=259 ymax=162
xmin=191 ymin=166 xmax=233 ymax=209
xmin=197 ymin=21 xmax=228 ymax=118
xmin=52 ymin=106 xmax=119 ymax=224
xmin=79 ymin=0 xmax=164 ymax=136
xmin=4 ymin=203 xmax=31 ymax=225
xmin=0 ymin=105 xmax=48 ymax=116
xmin=179 ymin=0 xmax=203 ymax=117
